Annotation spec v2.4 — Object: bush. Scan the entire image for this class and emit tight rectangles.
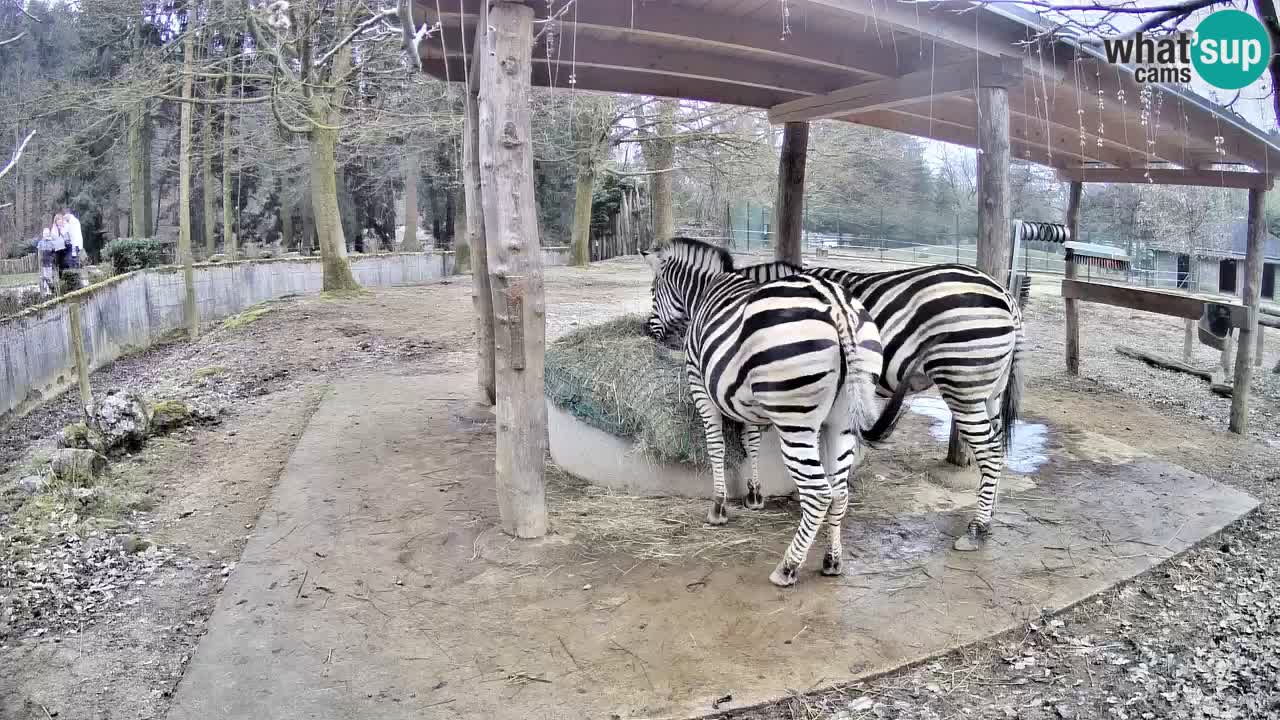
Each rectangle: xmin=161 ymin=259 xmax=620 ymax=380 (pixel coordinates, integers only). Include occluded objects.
xmin=102 ymin=238 xmax=169 ymax=274
xmin=4 ymin=242 xmax=34 ymax=259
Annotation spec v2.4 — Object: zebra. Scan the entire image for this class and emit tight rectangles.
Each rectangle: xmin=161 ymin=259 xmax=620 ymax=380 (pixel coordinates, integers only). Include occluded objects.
xmin=732 ymin=260 xmax=1025 ymax=552
xmin=641 ymin=238 xmax=913 ymax=587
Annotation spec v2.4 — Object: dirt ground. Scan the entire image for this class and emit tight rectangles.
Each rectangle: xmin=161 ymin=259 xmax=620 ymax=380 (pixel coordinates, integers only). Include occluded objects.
xmin=1 ymin=256 xmax=1279 ymax=719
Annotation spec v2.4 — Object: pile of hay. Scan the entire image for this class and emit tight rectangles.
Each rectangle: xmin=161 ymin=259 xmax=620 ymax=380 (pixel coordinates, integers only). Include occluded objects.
xmin=544 ymin=314 xmax=744 ymax=469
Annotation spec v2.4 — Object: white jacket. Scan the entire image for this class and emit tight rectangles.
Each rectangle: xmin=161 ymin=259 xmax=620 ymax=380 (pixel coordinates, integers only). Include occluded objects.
xmin=64 ymin=213 xmax=83 ymax=249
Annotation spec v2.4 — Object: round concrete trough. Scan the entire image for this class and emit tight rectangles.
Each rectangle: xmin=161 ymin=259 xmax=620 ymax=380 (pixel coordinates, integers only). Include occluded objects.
xmin=546 ymin=401 xmax=795 ymax=499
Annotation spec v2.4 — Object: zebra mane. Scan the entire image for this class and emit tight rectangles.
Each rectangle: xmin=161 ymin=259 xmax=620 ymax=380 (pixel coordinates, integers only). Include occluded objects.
xmin=667 ymin=237 xmax=734 ymax=274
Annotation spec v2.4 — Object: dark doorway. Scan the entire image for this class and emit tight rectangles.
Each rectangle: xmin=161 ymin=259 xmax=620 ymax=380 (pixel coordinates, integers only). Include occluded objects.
xmin=1264 ymin=263 xmax=1276 ymax=300
xmin=1176 ymin=254 xmax=1191 ymax=289
xmin=1219 ymin=259 xmax=1238 ymax=294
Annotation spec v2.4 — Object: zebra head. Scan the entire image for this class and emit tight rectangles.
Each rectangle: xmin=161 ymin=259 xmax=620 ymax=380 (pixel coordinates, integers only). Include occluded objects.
xmin=641 ymin=247 xmax=685 ymax=342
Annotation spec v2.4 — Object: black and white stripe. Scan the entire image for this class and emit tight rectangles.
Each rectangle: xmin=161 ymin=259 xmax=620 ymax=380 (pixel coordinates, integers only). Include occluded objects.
xmin=733 ymin=260 xmax=1025 ymax=550
xmin=642 ymin=238 xmax=899 ymax=587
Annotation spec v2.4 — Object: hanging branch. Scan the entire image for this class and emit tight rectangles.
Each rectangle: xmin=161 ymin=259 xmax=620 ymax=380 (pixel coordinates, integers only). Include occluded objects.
xmin=0 ymin=130 xmax=36 ymax=181
xmin=0 ymin=30 xmax=27 ymax=47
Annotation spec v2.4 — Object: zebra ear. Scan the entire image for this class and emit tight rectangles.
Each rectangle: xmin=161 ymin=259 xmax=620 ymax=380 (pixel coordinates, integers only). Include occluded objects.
xmin=641 ymin=249 xmax=662 ymax=273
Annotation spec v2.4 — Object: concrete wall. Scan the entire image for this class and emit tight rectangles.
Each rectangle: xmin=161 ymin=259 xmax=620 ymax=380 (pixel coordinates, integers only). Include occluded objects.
xmin=0 ymin=252 xmax=459 ymax=424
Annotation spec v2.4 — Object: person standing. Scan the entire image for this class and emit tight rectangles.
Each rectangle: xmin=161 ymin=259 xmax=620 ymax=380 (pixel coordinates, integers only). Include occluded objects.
xmin=61 ymin=207 xmax=83 ymax=267
xmin=47 ymin=213 xmax=68 ymax=273
xmin=38 ymin=227 xmax=56 ymax=295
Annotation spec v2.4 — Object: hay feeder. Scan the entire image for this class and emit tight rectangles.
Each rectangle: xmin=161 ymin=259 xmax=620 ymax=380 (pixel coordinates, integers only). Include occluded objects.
xmin=545 ymin=315 xmax=793 ymax=499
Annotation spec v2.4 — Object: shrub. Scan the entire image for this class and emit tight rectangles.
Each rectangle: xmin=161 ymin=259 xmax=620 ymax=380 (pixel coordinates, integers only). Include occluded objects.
xmin=102 ymin=238 xmax=169 ymax=274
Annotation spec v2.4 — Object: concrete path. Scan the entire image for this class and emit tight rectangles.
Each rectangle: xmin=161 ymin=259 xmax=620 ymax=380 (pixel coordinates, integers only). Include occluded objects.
xmin=165 ymin=372 xmax=1258 ymax=720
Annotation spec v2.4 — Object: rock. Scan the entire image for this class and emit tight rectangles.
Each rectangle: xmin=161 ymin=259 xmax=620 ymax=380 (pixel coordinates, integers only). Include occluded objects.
xmin=116 ymin=534 xmax=150 ymax=554
xmin=149 ymin=399 xmax=193 ymax=434
xmin=258 ymin=250 xmax=274 ymax=259
xmin=188 ymin=400 xmax=228 ymax=425
xmin=16 ymin=475 xmax=47 ymax=494
xmin=208 ymin=253 xmax=226 ymax=263
xmin=88 ymin=391 xmax=151 ymax=454
xmin=48 ymin=448 xmax=109 ymax=486
xmin=57 ymin=421 xmax=93 ymax=450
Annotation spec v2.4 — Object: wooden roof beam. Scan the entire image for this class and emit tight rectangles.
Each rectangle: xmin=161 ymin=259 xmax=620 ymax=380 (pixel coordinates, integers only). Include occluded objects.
xmin=416 ymin=0 xmax=907 ymax=79
xmin=1056 ymin=167 xmax=1276 ymax=190
xmin=768 ymin=56 xmax=1021 ymax=124
xmin=851 ymin=108 xmax=1086 ymax=168
xmin=420 ymin=57 xmax=807 ymax=109
xmin=803 ymin=0 xmax=1019 ymax=58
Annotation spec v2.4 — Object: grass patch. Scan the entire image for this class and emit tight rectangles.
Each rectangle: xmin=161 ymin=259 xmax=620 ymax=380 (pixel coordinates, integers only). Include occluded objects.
xmin=193 ymin=365 xmax=228 ymax=379
xmin=221 ymin=305 xmax=272 ymax=329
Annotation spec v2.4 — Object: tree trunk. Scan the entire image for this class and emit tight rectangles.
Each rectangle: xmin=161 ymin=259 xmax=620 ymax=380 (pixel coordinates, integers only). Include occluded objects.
xmin=401 ymin=151 xmax=421 ymax=251
xmin=427 ymin=174 xmax=444 ymax=246
xmin=143 ymin=111 xmax=154 ymax=238
xmin=1230 ymin=187 xmax=1268 ymax=434
xmin=464 ymin=18 xmax=495 ymax=404
xmin=178 ymin=30 xmax=199 ymax=340
xmin=202 ymin=95 xmax=216 ymax=259
xmin=1064 ymin=181 xmax=1083 ymax=375
xmin=222 ymin=96 xmax=235 ymax=259
xmin=280 ymin=191 xmax=294 ymax=250
xmin=128 ymin=105 xmax=150 ymax=237
xmin=309 ymin=125 xmax=360 ymax=291
xmin=479 ymin=2 xmax=547 ymax=538
xmin=773 ymin=121 xmax=809 ymax=265
xmin=570 ymin=160 xmax=597 ymax=266
xmin=646 ymin=99 xmax=677 ymax=246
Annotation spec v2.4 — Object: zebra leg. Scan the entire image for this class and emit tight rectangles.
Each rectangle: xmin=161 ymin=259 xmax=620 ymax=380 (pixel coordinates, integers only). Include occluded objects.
xmin=945 ymin=401 xmax=1006 ymax=552
xmin=742 ymin=424 xmax=765 ymax=510
xmin=689 ymin=378 xmax=731 ymax=526
xmin=820 ymin=422 xmax=858 ymax=577
xmin=769 ymin=426 xmax=832 ymax=587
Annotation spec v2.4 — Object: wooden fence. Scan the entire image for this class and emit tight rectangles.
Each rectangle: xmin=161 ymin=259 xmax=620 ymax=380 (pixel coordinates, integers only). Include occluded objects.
xmin=0 ymin=254 xmax=37 ymax=275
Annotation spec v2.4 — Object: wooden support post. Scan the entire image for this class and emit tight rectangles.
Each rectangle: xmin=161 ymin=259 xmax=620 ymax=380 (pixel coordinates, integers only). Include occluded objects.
xmin=1229 ymin=187 xmax=1267 ymax=434
xmin=478 ymin=1 xmax=547 ymax=538
xmin=949 ymin=80 xmax=1011 ymax=467
xmin=773 ymin=121 xmax=808 ymax=265
xmin=1183 ymin=319 xmax=1195 ymax=363
xmin=68 ymin=301 xmax=93 ymax=414
xmin=463 ymin=19 xmax=496 ymax=406
xmin=1257 ymin=325 xmax=1265 ymax=366
xmin=1064 ymin=182 xmax=1083 ymax=375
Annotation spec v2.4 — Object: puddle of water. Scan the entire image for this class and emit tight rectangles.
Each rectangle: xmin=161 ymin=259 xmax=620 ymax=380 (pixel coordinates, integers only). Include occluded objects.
xmin=906 ymin=396 xmax=1049 ymax=474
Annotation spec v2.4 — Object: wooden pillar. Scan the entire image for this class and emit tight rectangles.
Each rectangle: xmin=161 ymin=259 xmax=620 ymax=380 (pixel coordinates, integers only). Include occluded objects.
xmin=1064 ymin=181 xmax=1083 ymax=375
xmin=1229 ymin=187 xmax=1267 ymax=434
xmin=949 ymin=77 xmax=1012 ymax=466
xmin=773 ymin=121 xmax=809 ymax=265
xmin=1183 ymin=319 xmax=1195 ymax=363
xmin=68 ymin=301 xmax=93 ymax=414
xmin=478 ymin=1 xmax=547 ymax=538
xmin=463 ymin=19 xmax=496 ymax=405
xmin=1256 ymin=325 xmax=1264 ymax=366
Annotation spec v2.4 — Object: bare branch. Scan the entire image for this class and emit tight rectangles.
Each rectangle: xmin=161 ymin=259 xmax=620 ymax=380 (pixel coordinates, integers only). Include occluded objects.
xmin=0 ymin=130 xmax=36 ymax=181
xmin=0 ymin=31 xmax=26 ymax=47
xmin=315 ymin=8 xmax=399 ymax=68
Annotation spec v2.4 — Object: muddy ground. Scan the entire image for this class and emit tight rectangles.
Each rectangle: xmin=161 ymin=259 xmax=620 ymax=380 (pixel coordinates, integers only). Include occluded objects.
xmin=2 ymin=256 xmax=1279 ymax=719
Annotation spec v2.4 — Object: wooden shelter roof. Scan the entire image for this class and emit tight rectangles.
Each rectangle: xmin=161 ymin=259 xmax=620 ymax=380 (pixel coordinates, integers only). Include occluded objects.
xmin=413 ymin=0 xmax=1280 ymax=183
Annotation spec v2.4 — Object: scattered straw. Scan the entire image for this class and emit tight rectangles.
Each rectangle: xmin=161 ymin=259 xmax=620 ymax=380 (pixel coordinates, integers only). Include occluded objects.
xmin=547 ymin=466 xmax=793 ymax=565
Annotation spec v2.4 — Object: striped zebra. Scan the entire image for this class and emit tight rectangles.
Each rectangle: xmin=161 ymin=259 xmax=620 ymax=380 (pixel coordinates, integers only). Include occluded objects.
xmin=641 ymin=238 xmax=913 ymax=587
xmin=733 ymin=260 xmax=1025 ymax=551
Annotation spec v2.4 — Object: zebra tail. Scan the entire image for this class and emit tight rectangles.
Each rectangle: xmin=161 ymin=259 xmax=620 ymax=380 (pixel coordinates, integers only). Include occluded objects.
xmin=999 ymin=323 xmax=1025 ymax=457
xmin=829 ymin=293 xmax=876 ymax=447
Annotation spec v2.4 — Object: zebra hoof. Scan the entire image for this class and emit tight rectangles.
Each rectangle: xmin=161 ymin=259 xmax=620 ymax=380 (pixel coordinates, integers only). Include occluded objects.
xmin=744 ymin=487 xmax=765 ymax=510
xmin=953 ymin=523 xmax=989 ymax=552
xmin=821 ymin=551 xmax=843 ymax=576
xmin=769 ymin=561 xmax=798 ymax=587
xmin=706 ymin=501 xmax=729 ymax=526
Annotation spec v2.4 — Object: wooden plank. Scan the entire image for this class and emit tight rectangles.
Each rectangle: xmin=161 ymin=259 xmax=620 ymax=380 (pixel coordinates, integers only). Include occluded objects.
xmin=768 ymin=56 xmax=1020 ymax=124
xmin=67 ymin=301 xmax=93 ymax=413
xmin=1061 ymin=279 xmax=1250 ymax=327
xmin=773 ymin=121 xmax=808 ymax=265
xmin=1230 ymin=187 xmax=1267 ymax=434
xmin=422 ymin=56 xmax=802 ymax=109
xmin=1056 ymin=167 xmax=1275 ymax=190
xmin=478 ymin=1 xmax=547 ymax=538
xmin=462 ymin=20 xmax=495 ymax=405
xmin=851 ymin=109 xmax=1080 ymax=170
xmin=1064 ymin=181 xmax=1082 ymax=376
xmin=1116 ymin=345 xmax=1212 ymax=382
